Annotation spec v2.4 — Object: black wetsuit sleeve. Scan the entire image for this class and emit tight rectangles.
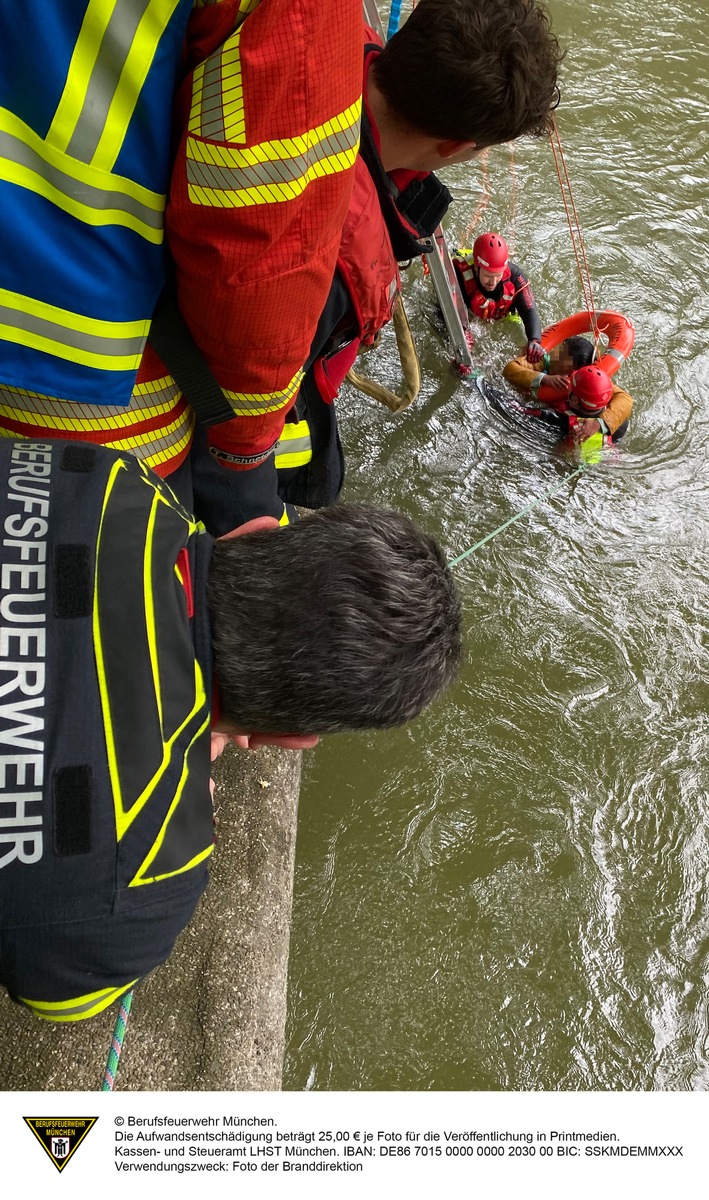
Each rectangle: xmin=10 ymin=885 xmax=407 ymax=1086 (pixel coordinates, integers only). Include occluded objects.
xmin=509 ymin=263 xmax=541 ymax=342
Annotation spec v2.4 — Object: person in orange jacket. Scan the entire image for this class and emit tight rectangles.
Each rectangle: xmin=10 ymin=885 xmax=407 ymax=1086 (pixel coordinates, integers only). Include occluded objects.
xmin=503 ymin=335 xmax=634 ymax=443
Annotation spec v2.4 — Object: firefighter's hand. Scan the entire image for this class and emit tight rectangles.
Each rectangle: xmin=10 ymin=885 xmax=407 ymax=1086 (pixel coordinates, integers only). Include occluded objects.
xmin=543 ymin=373 xmax=570 ymax=394
xmin=526 ymin=339 xmax=544 ymax=364
xmin=573 ymin=418 xmax=601 ymax=442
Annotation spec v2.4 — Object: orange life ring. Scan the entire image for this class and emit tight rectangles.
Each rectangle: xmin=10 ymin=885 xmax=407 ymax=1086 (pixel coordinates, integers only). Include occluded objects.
xmin=540 ymin=310 xmax=635 ymax=376
xmin=532 ymin=310 xmax=634 ymax=408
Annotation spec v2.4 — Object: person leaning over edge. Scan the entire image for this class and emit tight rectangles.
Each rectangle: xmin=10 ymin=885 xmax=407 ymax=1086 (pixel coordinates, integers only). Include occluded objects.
xmin=503 ymin=335 xmax=634 ymax=443
xmin=273 ymin=0 xmax=565 ymax=514
xmin=0 ymin=439 xmax=462 ymax=1022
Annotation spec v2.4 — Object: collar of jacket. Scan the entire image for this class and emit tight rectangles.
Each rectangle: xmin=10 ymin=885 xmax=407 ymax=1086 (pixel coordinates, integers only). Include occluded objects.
xmin=360 ymin=45 xmax=452 ymax=262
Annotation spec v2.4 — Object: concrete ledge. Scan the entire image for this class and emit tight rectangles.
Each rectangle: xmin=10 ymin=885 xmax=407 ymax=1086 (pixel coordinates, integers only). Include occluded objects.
xmin=0 ymin=744 xmax=301 ymax=1092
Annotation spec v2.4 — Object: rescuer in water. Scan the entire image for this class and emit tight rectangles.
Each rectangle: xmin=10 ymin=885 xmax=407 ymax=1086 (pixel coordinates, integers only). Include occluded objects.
xmin=452 ymin=232 xmax=544 ymax=363
xmin=503 ymin=335 xmax=634 ymax=443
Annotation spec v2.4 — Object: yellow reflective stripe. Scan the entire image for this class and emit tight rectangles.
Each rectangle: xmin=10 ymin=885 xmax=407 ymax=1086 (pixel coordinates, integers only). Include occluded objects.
xmin=278 ymin=419 xmax=310 ymax=440
xmin=186 ymin=97 xmax=361 ymax=208
xmin=189 ymin=0 xmax=262 ymax=139
xmin=188 ymin=58 xmax=206 ymax=135
xmin=190 ymin=98 xmax=361 ymax=170
xmin=105 ymin=417 xmax=194 ymax=470
xmin=275 ymin=448 xmax=312 ymax=469
xmin=143 ymin=490 xmax=163 ymax=731
xmin=130 ymin=705 xmax=213 ymax=884
xmin=220 ymin=369 xmax=304 ymax=417
xmin=49 ymin=0 xmax=182 ymax=171
xmin=187 ymin=145 xmax=359 ymax=208
xmin=0 ymin=376 xmax=181 ymax=428
xmin=274 ymin=418 xmax=312 ymax=468
xmin=94 ymin=0 xmax=183 ymax=171
xmin=111 ymin=412 xmax=190 ymax=451
xmin=94 ymin=460 xmax=130 ymax=823
xmin=220 ymin=35 xmax=245 ymax=143
xmin=0 ymin=404 xmax=195 ymax=473
xmin=0 ymin=286 xmax=149 ymax=370
xmin=48 ymin=0 xmax=115 ymax=153
xmin=0 ymin=155 xmax=164 ymax=243
xmin=21 ymin=980 xmax=139 ymax=1022
xmin=0 ymin=109 xmax=165 ymax=242
xmin=189 ymin=27 xmax=245 ymax=142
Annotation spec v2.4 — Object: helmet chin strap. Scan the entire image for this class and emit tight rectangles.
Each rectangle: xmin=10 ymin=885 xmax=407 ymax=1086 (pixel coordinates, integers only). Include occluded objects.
xmin=569 ymin=395 xmax=603 ymax=416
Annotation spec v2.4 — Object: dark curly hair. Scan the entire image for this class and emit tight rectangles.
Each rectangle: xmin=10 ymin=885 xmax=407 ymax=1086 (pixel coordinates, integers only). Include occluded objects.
xmin=373 ymin=0 xmax=563 ymax=148
xmin=562 ymin=336 xmax=595 ymax=368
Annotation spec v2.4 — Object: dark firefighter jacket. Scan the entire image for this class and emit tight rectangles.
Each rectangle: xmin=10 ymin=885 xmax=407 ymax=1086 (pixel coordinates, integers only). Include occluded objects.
xmin=0 ymin=439 xmax=214 ymax=1020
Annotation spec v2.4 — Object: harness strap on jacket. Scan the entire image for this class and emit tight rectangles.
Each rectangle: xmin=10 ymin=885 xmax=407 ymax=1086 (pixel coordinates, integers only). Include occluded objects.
xmin=148 ymin=286 xmax=236 ymax=428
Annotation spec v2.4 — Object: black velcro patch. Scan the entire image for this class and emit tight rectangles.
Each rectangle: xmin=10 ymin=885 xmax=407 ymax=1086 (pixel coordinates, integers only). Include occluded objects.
xmin=398 ymin=177 xmax=452 ymax=237
xmin=53 ymin=544 xmax=92 ymax=618
xmin=61 ymin=445 xmax=96 ymax=473
xmin=53 ymin=766 xmax=92 ymax=856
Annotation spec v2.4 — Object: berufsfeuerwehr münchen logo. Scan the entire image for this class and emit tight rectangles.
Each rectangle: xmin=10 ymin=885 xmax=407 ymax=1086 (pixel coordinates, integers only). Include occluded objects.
xmin=23 ymin=1116 xmax=98 ymax=1172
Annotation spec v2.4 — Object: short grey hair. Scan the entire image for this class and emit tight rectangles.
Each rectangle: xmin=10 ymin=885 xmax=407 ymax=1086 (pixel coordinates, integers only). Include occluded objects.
xmin=208 ymin=504 xmax=463 ymax=734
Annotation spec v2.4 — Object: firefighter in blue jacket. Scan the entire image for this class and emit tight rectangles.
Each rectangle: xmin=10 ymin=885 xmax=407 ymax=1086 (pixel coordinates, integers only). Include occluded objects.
xmin=0 ymin=441 xmax=461 ymax=1020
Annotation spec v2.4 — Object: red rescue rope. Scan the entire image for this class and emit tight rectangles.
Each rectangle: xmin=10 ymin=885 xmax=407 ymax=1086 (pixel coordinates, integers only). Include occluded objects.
xmin=463 ymin=148 xmax=491 ymax=242
xmin=548 ymin=115 xmax=601 ymax=349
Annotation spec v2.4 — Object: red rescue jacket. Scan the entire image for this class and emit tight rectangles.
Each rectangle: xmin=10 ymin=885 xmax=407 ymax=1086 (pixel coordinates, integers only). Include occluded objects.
xmin=309 ymin=36 xmax=451 ymax=405
xmin=453 ymin=254 xmax=516 ymax=321
xmin=469 ymin=272 xmax=516 ymax=321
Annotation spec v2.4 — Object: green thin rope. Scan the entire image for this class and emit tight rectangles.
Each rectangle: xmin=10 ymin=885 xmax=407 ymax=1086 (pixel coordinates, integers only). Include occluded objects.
xmin=101 ymin=988 xmax=134 ymax=1092
xmin=449 ymin=463 xmax=588 ymax=567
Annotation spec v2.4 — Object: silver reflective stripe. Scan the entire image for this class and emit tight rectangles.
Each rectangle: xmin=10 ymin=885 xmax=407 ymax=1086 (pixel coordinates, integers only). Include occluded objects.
xmin=25 ymin=987 xmax=132 ymax=1019
xmin=275 ymin=433 xmax=312 ymax=460
xmin=0 ymin=303 xmax=147 ymax=359
xmin=187 ymin=127 xmax=360 ymax=194
xmin=0 ymin=128 xmax=163 ymax=231
xmin=67 ymin=0 xmax=155 ymax=163
xmin=199 ymin=52 xmax=229 ymax=141
xmin=605 ymin=347 xmax=625 ymax=364
xmin=0 ymin=379 xmax=180 ymax=420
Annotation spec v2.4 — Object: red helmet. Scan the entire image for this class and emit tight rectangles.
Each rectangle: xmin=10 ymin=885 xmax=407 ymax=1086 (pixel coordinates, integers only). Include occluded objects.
xmin=473 ymin=232 xmax=509 ymax=272
xmin=568 ymin=366 xmax=613 ymax=413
